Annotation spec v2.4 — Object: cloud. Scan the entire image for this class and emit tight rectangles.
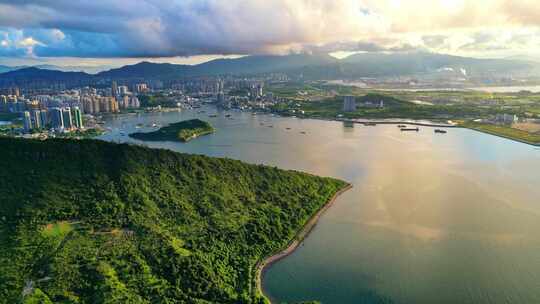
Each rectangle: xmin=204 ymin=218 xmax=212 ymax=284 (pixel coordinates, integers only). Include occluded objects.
xmin=0 ymin=0 xmax=538 ymax=58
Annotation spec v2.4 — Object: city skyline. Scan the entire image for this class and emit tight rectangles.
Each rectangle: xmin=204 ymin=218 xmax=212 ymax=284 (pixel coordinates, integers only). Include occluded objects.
xmin=0 ymin=0 xmax=539 ymax=68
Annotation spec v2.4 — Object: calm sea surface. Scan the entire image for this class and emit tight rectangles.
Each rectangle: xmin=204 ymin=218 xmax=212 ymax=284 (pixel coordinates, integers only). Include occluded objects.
xmin=99 ymin=106 xmax=540 ymax=304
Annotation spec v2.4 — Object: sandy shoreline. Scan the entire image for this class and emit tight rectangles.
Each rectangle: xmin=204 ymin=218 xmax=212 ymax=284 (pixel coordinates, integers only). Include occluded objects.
xmin=254 ymin=183 xmax=353 ymax=302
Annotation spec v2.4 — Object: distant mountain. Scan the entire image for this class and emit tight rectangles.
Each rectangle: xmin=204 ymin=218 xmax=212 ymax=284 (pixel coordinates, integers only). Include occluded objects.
xmin=0 ymin=67 xmax=93 ymax=87
xmin=505 ymin=55 xmax=540 ymax=63
xmin=194 ymin=53 xmax=337 ymax=75
xmin=97 ymin=52 xmax=534 ymax=80
xmin=340 ymin=52 xmax=534 ymax=77
xmin=0 ymin=52 xmax=536 ymax=87
xmin=98 ymin=61 xmax=192 ymax=79
xmin=0 ymin=67 xmax=91 ymax=80
xmin=97 ymin=54 xmax=337 ymax=79
xmin=0 ymin=65 xmax=18 ymax=74
xmin=0 ymin=64 xmax=112 ymax=75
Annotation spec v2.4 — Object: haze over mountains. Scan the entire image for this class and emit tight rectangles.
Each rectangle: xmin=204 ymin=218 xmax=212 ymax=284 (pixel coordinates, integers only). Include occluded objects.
xmin=0 ymin=64 xmax=113 ymax=75
xmin=0 ymin=52 xmax=536 ymax=86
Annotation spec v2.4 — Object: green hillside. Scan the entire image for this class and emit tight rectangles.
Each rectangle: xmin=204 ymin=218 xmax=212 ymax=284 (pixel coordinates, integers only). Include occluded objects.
xmin=130 ymin=119 xmax=215 ymax=142
xmin=0 ymin=138 xmax=346 ymax=304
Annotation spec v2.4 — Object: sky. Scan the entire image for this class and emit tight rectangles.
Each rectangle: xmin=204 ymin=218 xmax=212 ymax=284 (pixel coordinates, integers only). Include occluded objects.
xmin=0 ymin=0 xmax=539 ymax=68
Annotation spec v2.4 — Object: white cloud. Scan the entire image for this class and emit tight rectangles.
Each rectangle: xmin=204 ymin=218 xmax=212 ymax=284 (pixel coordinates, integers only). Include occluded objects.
xmin=0 ymin=0 xmax=537 ymax=58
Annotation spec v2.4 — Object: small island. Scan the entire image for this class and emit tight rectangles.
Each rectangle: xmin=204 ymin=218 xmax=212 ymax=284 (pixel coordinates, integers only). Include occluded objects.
xmin=129 ymin=118 xmax=215 ymax=142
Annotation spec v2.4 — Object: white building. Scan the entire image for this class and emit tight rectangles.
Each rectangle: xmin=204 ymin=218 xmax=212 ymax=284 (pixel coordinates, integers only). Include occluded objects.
xmin=23 ymin=111 xmax=32 ymax=132
xmin=495 ymin=113 xmax=518 ymax=124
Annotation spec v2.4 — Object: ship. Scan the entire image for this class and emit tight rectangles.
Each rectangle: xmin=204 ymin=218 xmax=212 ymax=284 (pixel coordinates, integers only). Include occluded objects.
xmin=400 ymin=127 xmax=419 ymax=132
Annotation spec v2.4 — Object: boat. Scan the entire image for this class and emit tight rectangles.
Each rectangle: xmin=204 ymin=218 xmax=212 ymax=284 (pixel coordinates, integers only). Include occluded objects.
xmin=364 ymin=122 xmax=377 ymax=126
xmin=300 ymin=131 xmax=306 ymax=134
xmin=286 ymin=128 xmax=291 ymax=130
xmin=434 ymin=129 xmax=447 ymax=134
xmin=225 ymin=114 xmax=232 ymax=118
xmin=209 ymin=114 xmax=218 ymax=118
xmin=397 ymin=125 xmax=407 ymax=128
xmin=400 ymin=127 xmax=419 ymax=132
xmin=268 ymin=125 xmax=273 ymax=128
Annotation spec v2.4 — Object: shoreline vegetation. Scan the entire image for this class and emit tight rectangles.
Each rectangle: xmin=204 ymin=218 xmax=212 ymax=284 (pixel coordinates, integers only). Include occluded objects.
xmin=268 ymin=89 xmax=540 ymax=146
xmin=255 ymin=183 xmax=353 ymax=303
xmin=129 ymin=118 xmax=215 ymax=142
xmin=340 ymin=118 xmax=540 ymax=146
xmin=0 ymin=137 xmax=347 ymax=303
xmin=458 ymin=121 xmax=540 ymax=146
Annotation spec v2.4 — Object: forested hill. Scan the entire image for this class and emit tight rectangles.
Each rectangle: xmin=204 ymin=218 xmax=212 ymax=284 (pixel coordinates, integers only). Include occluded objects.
xmin=0 ymin=138 xmax=346 ymax=304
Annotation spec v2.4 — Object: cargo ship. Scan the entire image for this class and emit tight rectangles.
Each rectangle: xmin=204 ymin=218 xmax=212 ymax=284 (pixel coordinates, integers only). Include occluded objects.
xmin=400 ymin=127 xmax=419 ymax=132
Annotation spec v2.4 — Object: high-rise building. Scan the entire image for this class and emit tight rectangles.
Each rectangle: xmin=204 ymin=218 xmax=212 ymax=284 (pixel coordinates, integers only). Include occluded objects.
xmin=121 ymin=95 xmax=130 ymax=109
xmin=32 ymin=110 xmax=41 ymax=129
xmin=118 ymin=85 xmax=129 ymax=95
xmin=92 ymin=98 xmax=100 ymax=113
xmin=73 ymin=106 xmax=84 ymax=129
xmin=109 ymin=97 xmax=119 ymax=113
xmin=23 ymin=111 xmax=32 ymax=132
xmin=130 ymin=96 xmax=140 ymax=108
xmin=0 ymin=95 xmax=7 ymax=112
xmin=39 ymin=110 xmax=48 ymax=128
xmin=82 ymin=97 xmax=94 ymax=114
xmin=343 ymin=96 xmax=356 ymax=112
xmin=62 ymin=107 xmax=73 ymax=129
xmin=100 ymin=97 xmax=110 ymax=113
xmin=50 ymin=108 xmax=64 ymax=130
xmin=134 ymin=83 xmax=148 ymax=93
xmin=111 ymin=81 xmax=118 ymax=97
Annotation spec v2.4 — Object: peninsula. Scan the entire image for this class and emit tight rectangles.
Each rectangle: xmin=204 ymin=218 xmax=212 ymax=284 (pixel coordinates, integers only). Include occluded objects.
xmin=129 ymin=118 xmax=215 ymax=142
xmin=0 ymin=137 xmax=347 ymax=303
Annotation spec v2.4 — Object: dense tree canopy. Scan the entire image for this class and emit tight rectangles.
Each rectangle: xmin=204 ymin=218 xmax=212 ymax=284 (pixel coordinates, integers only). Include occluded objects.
xmin=129 ymin=119 xmax=215 ymax=142
xmin=0 ymin=138 xmax=346 ymax=304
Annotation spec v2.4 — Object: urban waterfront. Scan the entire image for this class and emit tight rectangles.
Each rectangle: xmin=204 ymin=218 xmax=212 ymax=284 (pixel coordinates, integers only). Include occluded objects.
xmin=99 ymin=107 xmax=540 ymax=304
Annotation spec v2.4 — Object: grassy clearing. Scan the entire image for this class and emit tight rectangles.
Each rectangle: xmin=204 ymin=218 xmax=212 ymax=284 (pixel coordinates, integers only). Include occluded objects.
xmin=41 ymin=221 xmax=74 ymax=238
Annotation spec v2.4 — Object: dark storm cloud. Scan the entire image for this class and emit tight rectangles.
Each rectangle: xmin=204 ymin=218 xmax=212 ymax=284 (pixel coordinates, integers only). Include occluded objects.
xmin=0 ymin=0 xmax=381 ymax=57
xmin=0 ymin=0 xmax=538 ymax=59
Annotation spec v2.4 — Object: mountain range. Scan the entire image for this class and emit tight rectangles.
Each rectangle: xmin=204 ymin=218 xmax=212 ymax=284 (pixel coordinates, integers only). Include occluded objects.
xmin=0 ymin=64 xmax=113 ymax=74
xmin=0 ymin=52 xmax=537 ymax=86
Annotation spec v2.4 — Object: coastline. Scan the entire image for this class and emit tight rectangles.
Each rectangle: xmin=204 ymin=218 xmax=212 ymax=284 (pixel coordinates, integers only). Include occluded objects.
xmin=254 ymin=183 xmax=353 ymax=303
xmin=344 ymin=119 xmax=458 ymax=128
xmin=459 ymin=125 xmax=540 ymax=147
xmin=302 ymin=115 xmax=539 ymax=147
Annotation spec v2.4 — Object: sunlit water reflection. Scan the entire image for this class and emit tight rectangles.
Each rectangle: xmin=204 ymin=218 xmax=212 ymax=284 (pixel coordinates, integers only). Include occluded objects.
xmin=99 ymin=107 xmax=540 ymax=304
